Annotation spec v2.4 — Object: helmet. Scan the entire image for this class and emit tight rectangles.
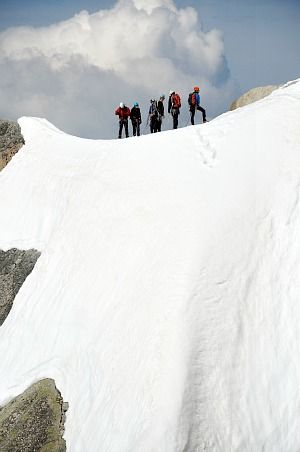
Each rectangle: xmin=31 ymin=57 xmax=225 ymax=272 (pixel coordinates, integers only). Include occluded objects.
xmin=160 ymin=94 xmax=165 ymax=99
xmin=194 ymin=86 xmax=200 ymax=92
xmin=150 ymin=99 xmax=155 ymax=103
xmin=169 ymin=90 xmax=175 ymax=95
xmin=119 ymin=102 xmax=124 ymax=108
xmin=134 ymin=102 xmax=139 ymax=107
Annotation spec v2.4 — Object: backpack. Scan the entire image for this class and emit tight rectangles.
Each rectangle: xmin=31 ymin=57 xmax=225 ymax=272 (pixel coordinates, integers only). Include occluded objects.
xmin=172 ymin=93 xmax=181 ymax=109
xmin=131 ymin=106 xmax=140 ymax=121
xmin=188 ymin=93 xmax=196 ymax=106
xmin=149 ymin=102 xmax=158 ymax=117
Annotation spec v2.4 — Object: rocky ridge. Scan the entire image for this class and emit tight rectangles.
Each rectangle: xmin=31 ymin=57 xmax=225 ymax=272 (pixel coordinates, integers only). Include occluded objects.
xmin=0 ymin=379 xmax=68 ymax=452
xmin=0 ymin=119 xmax=25 ymax=170
xmin=230 ymin=84 xmax=280 ymax=110
xmin=0 ymin=248 xmax=41 ymax=326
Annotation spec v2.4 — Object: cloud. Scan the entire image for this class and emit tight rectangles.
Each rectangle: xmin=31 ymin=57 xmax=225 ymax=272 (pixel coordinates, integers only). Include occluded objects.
xmin=0 ymin=0 xmax=236 ymax=138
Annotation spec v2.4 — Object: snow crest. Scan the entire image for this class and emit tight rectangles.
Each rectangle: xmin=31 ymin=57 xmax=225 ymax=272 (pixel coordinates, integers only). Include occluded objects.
xmin=0 ymin=80 xmax=300 ymax=451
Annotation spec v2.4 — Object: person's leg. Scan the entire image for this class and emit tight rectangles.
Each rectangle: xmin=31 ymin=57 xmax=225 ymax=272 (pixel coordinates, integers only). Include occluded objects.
xmin=157 ymin=119 xmax=162 ymax=132
xmin=118 ymin=120 xmax=123 ymax=138
xmin=150 ymin=117 xmax=154 ymax=133
xmin=132 ymin=120 xmax=136 ymax=136
xmin=137 ymin=122 xmax=140 ymax=136
xmin=190 ymin=108 xmax=195 ymax=125
xmin=171 ymin=111 xmax=175 ymax=129
xmin=125 ymin=120 xmax=129 ymax=138
xmin=173 ymin=111 xmax=178 ymax=129
xmin=197 ymin=105 xmax=206 ymax=122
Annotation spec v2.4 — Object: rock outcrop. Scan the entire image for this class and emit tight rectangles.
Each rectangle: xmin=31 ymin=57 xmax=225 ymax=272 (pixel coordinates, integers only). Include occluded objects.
xmin=0 ymin=378 xmax=68 ymax=451
xmin=0 ymin=119 xmax=25 ymax=170
xmin=230 ymin=85 xmax=280 ymax=110
xmin=0 ymin=248 xmax=41 ymax=326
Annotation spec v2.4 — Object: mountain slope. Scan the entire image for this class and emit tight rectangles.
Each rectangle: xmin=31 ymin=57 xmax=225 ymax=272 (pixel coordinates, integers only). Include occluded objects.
xmin=0 ymin=80 xmax=300 ymax=451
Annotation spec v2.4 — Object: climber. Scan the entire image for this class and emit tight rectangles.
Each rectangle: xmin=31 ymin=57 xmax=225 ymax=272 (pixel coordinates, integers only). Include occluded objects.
xmin=130 ymin=102 xmax=142 ymax=136
xmin=168 ymin=90 xmax=181 ymax=129
xmin=115 ymin=102 xmax=131 ymax=138
xmin=148 ymin=99 xmax=158 ymax=133
xmin=188 ymin=86 xmax=207 ymax=125
xmin=156 ymin=95 xmax=165 ymax=132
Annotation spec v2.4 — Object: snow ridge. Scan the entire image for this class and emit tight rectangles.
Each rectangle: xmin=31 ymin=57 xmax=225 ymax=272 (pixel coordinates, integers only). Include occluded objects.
xmin=0 ymin=80 xmax=300 ymax=451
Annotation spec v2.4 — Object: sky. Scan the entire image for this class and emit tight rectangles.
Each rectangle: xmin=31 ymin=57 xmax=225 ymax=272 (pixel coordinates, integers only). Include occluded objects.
xmin=0 ymin=0 xmax=299 ymax=139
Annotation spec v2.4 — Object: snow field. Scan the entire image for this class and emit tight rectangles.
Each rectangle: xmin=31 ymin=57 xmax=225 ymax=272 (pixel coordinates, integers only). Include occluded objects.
xmin=0 ymin=80 xmax=300 ymax=450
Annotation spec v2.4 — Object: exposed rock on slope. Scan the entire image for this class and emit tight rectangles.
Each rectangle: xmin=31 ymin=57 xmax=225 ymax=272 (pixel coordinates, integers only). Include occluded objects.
xmin=0 ymin=378 xmax=68 ymax=451
xmin=230 ymin=85 xmax=280 ymax=110
xmin=0 ymin=249 xmax=40 ymax=326
xmin=0 ymin=119 xmax=25 ymax=170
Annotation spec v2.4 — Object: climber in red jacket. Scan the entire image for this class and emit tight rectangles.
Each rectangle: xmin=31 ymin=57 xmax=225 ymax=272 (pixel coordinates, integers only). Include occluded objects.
xmin=115 ymin=102 xmax=131 ymax=138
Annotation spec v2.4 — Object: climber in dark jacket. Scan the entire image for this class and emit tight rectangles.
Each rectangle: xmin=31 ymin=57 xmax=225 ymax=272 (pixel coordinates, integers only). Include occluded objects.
xmin=156 ymin=95 xmax=165 ymax=132
xmin=115 ymin=102 xmax=131 ymax=138
xmin=148 ymin=99 xmax=158 ymax=133
xmin=130 ymin=102 xmax=142 ymax=136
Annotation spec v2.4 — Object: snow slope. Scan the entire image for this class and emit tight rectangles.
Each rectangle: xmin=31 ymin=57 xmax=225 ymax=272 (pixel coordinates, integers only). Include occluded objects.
xmin=0 ymin=79 xmax=300 ymax=451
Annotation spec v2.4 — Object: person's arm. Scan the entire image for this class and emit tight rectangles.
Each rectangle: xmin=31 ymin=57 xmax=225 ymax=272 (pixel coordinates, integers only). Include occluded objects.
xmin=168 ymin=96 xmax=171 ymax=113
xmin=115 ymin=108 xmax=120 ymax=116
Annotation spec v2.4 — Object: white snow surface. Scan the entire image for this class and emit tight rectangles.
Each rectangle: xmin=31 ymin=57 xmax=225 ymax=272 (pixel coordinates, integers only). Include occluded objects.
xmin=1 ymin=79 xmax=300 ymax=451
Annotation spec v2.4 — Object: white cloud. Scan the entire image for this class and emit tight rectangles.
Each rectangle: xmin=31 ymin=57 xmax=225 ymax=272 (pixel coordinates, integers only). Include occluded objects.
xmin=0 ymin=0 xmax=236 ymax=138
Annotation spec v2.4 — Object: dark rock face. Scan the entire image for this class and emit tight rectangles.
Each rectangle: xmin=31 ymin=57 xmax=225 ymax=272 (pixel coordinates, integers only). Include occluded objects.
xmin=0 ymin=119 xmax=25 ymax=170
xmin=0 ymin=248 xmax=41 ymax=326
xmin=0 ymin=378 xmax=68 ymax=451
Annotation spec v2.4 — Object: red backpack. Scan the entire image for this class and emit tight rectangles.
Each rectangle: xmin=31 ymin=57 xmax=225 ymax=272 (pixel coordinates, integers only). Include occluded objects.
xmin=188 ymin=93 xmax=196 ymax=106
xmin=172 ymin=93 xmax=181 ymax=109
